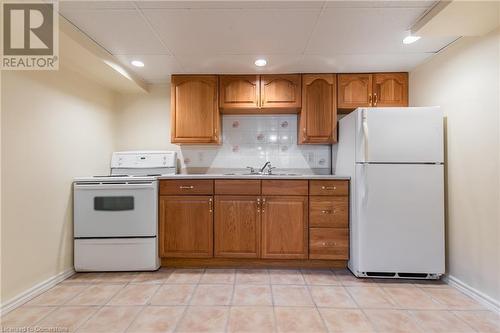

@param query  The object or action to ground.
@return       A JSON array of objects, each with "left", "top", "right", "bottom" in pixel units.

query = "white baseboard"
[
  {"left": 0, "top": 268, "right": 75, "bottom": 316},
  {"left": 444, "top": 274, "right": 500, "bottom": 313}
]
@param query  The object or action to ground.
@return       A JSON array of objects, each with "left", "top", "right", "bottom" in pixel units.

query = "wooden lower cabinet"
[
  {"left": 309, "top": 228, "right": 349, "bottom": 260},
  {"left": 214, "top": 196, "right": 261, "bottom": 258},
  {"left": 159, "top": 196, "right": 213, "bottom": 258},
  {"left": 261, "top": 196, "right": 308, "bottom": 259},
  {"left": 159, "top": 179, "right": 349, "bottom": 267}
]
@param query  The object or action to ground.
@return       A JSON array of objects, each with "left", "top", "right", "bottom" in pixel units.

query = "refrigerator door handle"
[{"left": 362, "top": 109, "right": 369, "bottom": 162}]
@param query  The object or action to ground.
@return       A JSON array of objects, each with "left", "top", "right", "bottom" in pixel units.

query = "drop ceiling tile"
[
  {"left": 60, "top": 9, "right": 169, "bottom": 55},
  {"left": 136, "top": 1, "right": 325, "bottom": 9},
  {"left": 306, "top": 7, "right": 457, "bottom": 54},
  {"left": 115, "top": 54, "right": 183, "bottom": 82},
  {"left": 142, "top": 8, "right": 320, "bottom": 55},
  {"left": 298, "top": 53, "right": 435, "bottom": 72},
  {"left": 176, "top": 54, "right": 303, "bottom": 74}
]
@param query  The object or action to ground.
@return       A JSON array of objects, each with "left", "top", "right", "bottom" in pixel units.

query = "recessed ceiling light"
[
  {"left": 254, "top": 59, "right": 267, "bottom": 67},
  {"left": 131, "top": 60, "right": 145, "bottom": 67},
  {"left": 403, "top": 35, "right": 421, "bottom": 44}
]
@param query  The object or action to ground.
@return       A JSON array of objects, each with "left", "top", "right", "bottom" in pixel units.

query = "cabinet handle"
[
  {"left": 179, "top": 185, "right": 194, "bottom": 189},
  {"left": 321, "top": 210, "right": 333, "bottom": 214},
  {"left": 368, "top": 93, "right": 372, "bottom": 106},
  {"left": 262, "top": 198, "right": 266, "bottom": 213},
  {"left": 257, "top": 198, "right": 261, "bottom": 213},
  {"left": 373, "top": 93, "right": 378, "bottom": 106},
  {"left": 321, "top": 186, "right": 337, "bottom": 190},
  {"left": 322, "top": 241, "right": 337, "bottom": 247},
  {"left": 208, "top": 198, "right": 213, "bottom": 213}
]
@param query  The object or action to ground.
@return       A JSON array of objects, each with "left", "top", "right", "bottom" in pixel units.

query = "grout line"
[{"left": 170, "top": 268, "right": 205, "bottom": 333}]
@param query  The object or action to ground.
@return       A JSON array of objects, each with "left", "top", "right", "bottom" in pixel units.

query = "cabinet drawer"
[
  {"left": 309, "top": 180, "right": 348, "bottom": 196},
  {"left": 262, "top": 180, "right": 308, "bottom": 196},
  {"left": 309, "top": 228, "right": 349, "bottom": 260},
  {"left": 310, "top": 197, "right": 348, "bottom": 228},
  {"left": 160, "top": 180, "right": 214, "bottom": 195},
  {"left": 215, "top": 180, "right": 261, "bottom": 195}
]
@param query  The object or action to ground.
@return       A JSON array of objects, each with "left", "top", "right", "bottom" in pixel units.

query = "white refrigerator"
[{"left": 335, "top": 107, "right": 445, "bottom": 279}]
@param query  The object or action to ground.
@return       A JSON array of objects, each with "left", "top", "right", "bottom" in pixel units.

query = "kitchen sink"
[{"left": 222, "top": 172, "right": 302, "bottom": 176}]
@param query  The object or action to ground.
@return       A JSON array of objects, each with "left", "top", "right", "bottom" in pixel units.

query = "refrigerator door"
[
  {"left": 355, "top": 163, "right": 444, "bottom": 274},
  {"left": 355, "top": 107, "right": 444, "bottom": 163}
]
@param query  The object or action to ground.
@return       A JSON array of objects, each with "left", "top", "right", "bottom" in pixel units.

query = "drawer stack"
[{"left": 308, "top": 180, "right": 349, "bottom": 259}]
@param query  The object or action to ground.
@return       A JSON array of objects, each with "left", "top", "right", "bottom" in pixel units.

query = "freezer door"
[
  {"left": 355, "top": 164, "right": 445, "bottom": 274},
  {"left": 355, "top": 107, "right": 444, "bottom": 163}
]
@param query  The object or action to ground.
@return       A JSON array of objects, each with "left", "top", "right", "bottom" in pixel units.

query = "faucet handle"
[
  {"left": 246, "top": 166, "right": 256, "bottom": 174},
  {"left": 267, "top": 166, "right": 276, "bottom": 174}
]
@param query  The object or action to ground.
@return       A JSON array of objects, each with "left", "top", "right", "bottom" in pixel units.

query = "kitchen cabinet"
[
  {"left": 219, "top": 75, "right": 260, "bottom": 109},
  {"left": 373, "top": 73, "right": 408, "bottom": 107},
  {"left": 171, "top": 75, "right": 220, "bottom": 144},
  {"left": 337, "top": 74, "right": 373, "bottom": 109},
  {"left": 159, "top": 196, "right": 213, "bottom": 258},
  {"left": 214, "top": 196, "right": 261, "bottom": 258},
  {"left": 309, "top": 228, "right": 349, "bottom": 260},
  {"left": 337, "top": 73, "right": 408, "bottom": 111},
  {"left": 159, "top": 179, "right": 349, "bottom": 267},
  {"left": 261, "top": 196, "right": 308, "bottom": 259},
  {"left": 299, "top": 74, "right": 337, "bottom": 144},
  {"left": 308, "top": 180, "right": 349, "bottom": 260},
  {"left": 220, "top": 74, "right": 301, "bottom": 113},
  {"left": 260, "top": 74, "right": 301, "bottom": 109}
]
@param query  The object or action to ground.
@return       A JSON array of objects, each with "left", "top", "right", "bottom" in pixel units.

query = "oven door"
[{"left": 74, "top": 181, "right": 157, "bottom": 238}]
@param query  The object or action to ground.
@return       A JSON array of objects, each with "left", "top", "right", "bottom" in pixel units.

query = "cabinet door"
[
  {"left": 171, "top": 75, "right": 219, "bottom": 144},
  {"left": 260, "top": 74, "right": 301, "bottom": 109},
  {"left": 299, "top": 74, "right": 337, "bottom": 144},
  {"left": 219, "top": 75, "right": 260, "bottom": 109},
  {"left": 373, "top": 73, "right": 408, "bottom": 107},
  {"left": 159, "top": 196, "right": 213, "bottom": 258},
  {"left": 214, "top": 196, "right": 261, "bottom": 258},
  {"left": 337, "top": 74, "right": 373, "bottom": 109},
  {"left": 261, "top": 196, "right": 308, "bottom": 259}
]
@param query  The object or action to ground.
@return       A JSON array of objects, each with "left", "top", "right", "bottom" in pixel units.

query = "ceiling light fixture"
[
  {"left": 131, "top": 60, "right": 145, "bottom": 67},
  {"left": 403, "top": 34, "right": 421, "bottom": 45},
  {"left": 254, "top": 59, "right": 267, "bottom": 67}
]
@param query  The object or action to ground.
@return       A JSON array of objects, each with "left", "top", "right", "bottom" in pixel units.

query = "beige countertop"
[{"left": 157, "top": 174, "right": 350, "bottom": 180}]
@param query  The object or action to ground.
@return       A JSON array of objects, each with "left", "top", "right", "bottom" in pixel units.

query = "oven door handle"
[{"left": 74, "top": 183, "right": 156, "bottom": 190}]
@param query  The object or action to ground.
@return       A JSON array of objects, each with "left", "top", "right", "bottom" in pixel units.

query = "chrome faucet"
[{"left": 260, "top": 161, "right": 275, "bottom": 174}]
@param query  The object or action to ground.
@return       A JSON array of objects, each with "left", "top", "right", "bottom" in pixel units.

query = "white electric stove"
[{"left": 73, "top": 151, "right": 176, "bottom": 271}]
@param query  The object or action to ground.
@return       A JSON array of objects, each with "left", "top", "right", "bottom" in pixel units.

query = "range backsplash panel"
[{"left": 179, "top": 115, "right": 331, "bottom": 173}]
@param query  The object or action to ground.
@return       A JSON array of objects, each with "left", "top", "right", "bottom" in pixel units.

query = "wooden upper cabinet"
[
  {"left": 373, "top": 73, "right": 408, "bottom": 107},
  {"left": 260, "top": 74, "right": 301, "bottom": 109},
  {"left": 299, "top": 74, "right": 337, "bottom": 144},
  {"left": 337, "top": 74, "right": 373, "bottom": 109},
  {"left": 159, "top": 196, "right": 213, "bottom": 258},
  {"left": 337, "top": 72, "right": 409, "bottom": 111},
  {"left": 214, "top": 195, "right": 261, "bottom": 258},
  {"left": 261, "top": 196, "right": 308, "bottom": 259},
  {"left": 171, "top": 75, "right": 219, "bottom": 144},
  {"left": 219, "top": 75, "right": 260, "bottom": 109}
]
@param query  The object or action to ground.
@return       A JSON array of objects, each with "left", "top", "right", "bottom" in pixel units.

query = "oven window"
[{"left": 94, "top": 196, "right": 134, "bottom": 211}]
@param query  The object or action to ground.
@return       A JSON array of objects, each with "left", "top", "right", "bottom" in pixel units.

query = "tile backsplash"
[{"left": 179, "top": 115, "right": 331, "bottom": 173}]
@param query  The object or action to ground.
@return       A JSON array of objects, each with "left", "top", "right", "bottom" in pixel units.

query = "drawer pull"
[
  {"left": 321, "top": 210, "right": 334, "bottom": 215},
  {"left": 179, "top": 185, "right": 194, "bottom": 189},
  {"left": 322, "top": 241, "right": 337, "bottom": 247},
  {"left": 321, "top": 186, "right": 337, "bottom": 190}
]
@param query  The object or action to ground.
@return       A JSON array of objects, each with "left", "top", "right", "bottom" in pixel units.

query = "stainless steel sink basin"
[{"left": 222, "top": 172, "right": 302, "bottom": 176}]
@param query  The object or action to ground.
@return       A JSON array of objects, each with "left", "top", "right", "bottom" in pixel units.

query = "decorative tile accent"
[{"left": 179, "top": 115, "right": 331, "bottom": 171}]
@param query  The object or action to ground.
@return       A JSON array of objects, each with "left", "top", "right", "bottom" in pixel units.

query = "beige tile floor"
[{"left": 1, "top": 268, "right": 499, "bottom": 333}]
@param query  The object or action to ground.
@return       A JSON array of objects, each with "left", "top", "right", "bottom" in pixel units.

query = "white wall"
[
  {"left": 1, "top": 68, "right": 117, "bottom": 305},
  {"left": 410, "top": 29, "right": 500, "bottom": 304}
]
